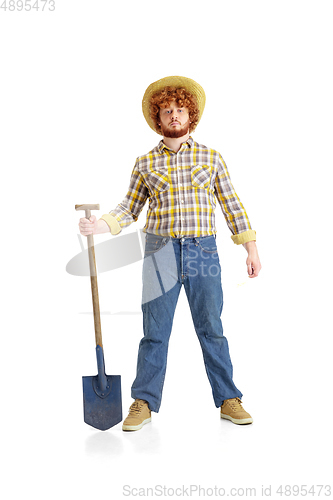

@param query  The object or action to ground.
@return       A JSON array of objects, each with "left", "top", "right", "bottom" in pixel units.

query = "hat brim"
[{"left": 142, "top": 76, "right": 206, "bottom": 135}]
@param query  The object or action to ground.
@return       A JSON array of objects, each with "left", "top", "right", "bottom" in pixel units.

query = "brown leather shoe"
[
  {"left": 220, "top": 397, "right": 253, "bottom": 425},
  {"left": 122, "top": 399, "right": 151, "bottom": 431}
]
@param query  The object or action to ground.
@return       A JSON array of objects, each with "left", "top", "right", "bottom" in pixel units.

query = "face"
[{"left": 159, "top": 101, "right": 190, "bottom": 138}]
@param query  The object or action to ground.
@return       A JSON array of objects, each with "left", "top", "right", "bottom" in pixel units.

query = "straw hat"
[{"left": 142, "top": 76, "right": 206, "bottom": 135}]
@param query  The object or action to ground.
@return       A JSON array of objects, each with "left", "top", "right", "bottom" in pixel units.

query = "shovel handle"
[{"left": 75, "top": 204, "right": 103, "bottom": 348}]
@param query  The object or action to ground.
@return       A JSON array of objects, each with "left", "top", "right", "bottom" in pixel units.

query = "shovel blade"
[{"left": 82, "top": 374, "right": 122, "bottom": 431}]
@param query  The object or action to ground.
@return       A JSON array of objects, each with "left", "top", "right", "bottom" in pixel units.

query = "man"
[{"left": 79, "top": 76, "right": 261, "bottom": 431}]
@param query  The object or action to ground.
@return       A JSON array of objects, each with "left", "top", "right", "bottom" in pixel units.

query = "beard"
[{"left": 161, "top": 119, "right": 190, "bottom": 138}]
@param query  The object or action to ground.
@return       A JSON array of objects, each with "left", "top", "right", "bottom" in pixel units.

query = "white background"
[{"left": 1, "top": 1, "right": 332, "bottom": 498}]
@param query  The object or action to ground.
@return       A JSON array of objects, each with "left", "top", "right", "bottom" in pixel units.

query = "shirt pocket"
[
  {"left": 191, "top": 165, "right": 211, "bottom": 188},
  {"left": 146, "top": 168, "right": 170, "bottom": 194}
]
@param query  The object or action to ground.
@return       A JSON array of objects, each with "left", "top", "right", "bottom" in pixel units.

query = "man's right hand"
[{"left": 78, "top": 215, "right": 109, "bottom": 236}]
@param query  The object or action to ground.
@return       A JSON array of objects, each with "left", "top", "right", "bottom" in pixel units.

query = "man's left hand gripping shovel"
[{"left": 75, "top": 204, "right": 122, "bottom": 430}]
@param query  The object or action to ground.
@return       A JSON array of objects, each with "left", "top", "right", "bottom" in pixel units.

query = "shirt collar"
[{"left": 158, "top": 136, "right": 194, "bottom": 154}]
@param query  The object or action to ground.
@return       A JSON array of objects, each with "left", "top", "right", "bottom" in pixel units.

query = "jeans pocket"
[
  {"left": 198, "top": 236, "right": 218, "bottom": 254},
  {"left": 144, "top": 234, "right": 170, "bottom": 255}
]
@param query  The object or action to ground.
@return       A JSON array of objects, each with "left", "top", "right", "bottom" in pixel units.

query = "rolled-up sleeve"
[{"left": 214, "top": 154, "right": 256, "bottom": 245}]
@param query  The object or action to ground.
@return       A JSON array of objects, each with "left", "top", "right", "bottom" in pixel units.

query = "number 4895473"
[{"left": 0, "top": 1, "right": 55, "bottom": 11}]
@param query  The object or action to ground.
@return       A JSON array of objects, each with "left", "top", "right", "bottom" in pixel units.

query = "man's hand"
[
  {"left": 78, "top": 215, "right": 110, "bottom": 236},
  {"left": 243, "top": 241, "right": 261, "bottom": 278}
]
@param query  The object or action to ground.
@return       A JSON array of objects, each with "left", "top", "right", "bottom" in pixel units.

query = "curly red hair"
[{"left": 150, "top": 86, "right": 199, "bottom": 134}]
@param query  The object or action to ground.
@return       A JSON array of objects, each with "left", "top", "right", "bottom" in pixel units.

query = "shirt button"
[{"left": 181, "top": 199, "right": 184, "bottom": 203}]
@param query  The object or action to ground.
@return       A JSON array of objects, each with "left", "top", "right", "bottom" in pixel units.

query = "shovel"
[{"left": 75, "top": 204, "right": 122, "bottom": 431}]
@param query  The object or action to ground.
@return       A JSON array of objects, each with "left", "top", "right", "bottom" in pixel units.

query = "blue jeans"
[{"left": 131, "top": 233, "right": 243, "bottom": 412}]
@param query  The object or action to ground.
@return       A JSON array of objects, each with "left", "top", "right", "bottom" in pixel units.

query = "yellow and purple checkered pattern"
[{"left": 109, "top": 137, "right": 256, "bottom": 244}]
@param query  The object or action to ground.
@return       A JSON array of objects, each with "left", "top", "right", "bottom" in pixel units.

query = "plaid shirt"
[{"left": 107, "top": 136, "right": 255, "bottom": 243}]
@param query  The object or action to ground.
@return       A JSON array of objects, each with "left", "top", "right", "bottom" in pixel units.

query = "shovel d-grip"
[{"left": 75, "top": 204, "right": 122, "bottom": 430}]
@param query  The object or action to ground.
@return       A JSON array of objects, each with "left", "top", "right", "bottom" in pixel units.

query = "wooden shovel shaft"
[
  {"left": 75, "top": 205, "right": 103, "bottom": 348},
  {"left": 87, "top": 240, "right": 103, "bottom": 348}
]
